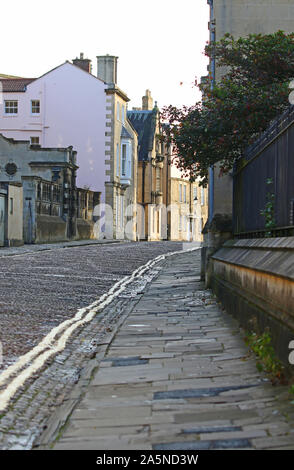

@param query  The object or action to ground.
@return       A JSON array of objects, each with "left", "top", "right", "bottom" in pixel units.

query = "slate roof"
[
  {"left": 127, "top": 109, "right": 157, "bottom": 161},
  {"left": 121, "top": 126, "right": 133, "bottom": 139},
  {"left": 0, "top": 78, "right": 36, "bottom": 92}
]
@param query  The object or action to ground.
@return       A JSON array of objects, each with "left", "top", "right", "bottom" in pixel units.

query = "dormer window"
[{"left": 31, "top": 100, "right": 40, "bottom": 114}]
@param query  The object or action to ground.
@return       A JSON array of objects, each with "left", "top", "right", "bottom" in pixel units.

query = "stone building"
[
  {"left": 128, "top": 92, "right": 168, "bottom": 240},
  {"left": 128, "top": 91, "right": 208, "bottom": 242},
  {"left": 169, "top": 162, "right": 208, "bottom": 242},
  {"left": 0, "top": 134, "right": 99, "bottom": 245},
  {"left": 97, "top": 55, "right": 138, "bottom": 241}
]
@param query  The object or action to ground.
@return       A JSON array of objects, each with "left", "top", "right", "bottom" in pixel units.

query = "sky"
[{"left": 1, "top": 0, "right": 210, "bottom": 109}]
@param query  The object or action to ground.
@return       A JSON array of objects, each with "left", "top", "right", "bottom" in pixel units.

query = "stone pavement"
[
  {"left": 0, "top": 238, "right": 122, "bottom": 258},
  {"left": 39, "top": 249, "right": 294, "bottom": 450}
]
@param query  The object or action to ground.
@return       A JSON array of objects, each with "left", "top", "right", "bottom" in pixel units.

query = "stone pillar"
[{"left": 202, "top": 213, "right": 232, "bottom": 287}]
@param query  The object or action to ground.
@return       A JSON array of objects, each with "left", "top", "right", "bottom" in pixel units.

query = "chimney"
[
  {"left": 97, "top": 54, "right": 118, "bottom": 85},
  {"left": 142, "top": 89, "right": 153, "bottom": 110},
  {"left": 72, "top": 52, "right": 92, "bottom": 73}
]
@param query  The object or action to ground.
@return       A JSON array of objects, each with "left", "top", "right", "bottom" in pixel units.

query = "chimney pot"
[
  {"left": 72, "top": 53, "right": 92, "bottom": 73},
  {"left": 97, "top": 55, "right": 118, "bottom": 85},
  {"left": 142, "top": 89, "right": 153, "bottom": 110}
]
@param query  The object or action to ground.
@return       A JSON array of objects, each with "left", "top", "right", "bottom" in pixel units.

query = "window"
[
  {"left": 193, "top": 187, "right": 197, "bottom": 202},
  {"left": 179, "top": 184, "right": 182, "bottom": 202},
  {"left": 52, "top": 185, "right": 61, "bottom": 203},
  {"left": 122, "top": 105, "right": 125, "bottom": 123},
  {"left": 30, "top": 136, "right": 40, "bottom": 145},
  {"left": 31, "top": 100, "right": 40, "bottom": 114},
  {"left": 121, "top": 144, "right": 127, "bottom": 176},
  {"left": 116, "top": 143, "right": 120, "bottom": 177},
  {"left": 156, "top": 167, "right": 161, "bottom": 192},
  {"left": 5, "top": 100, "right": 18, "bottom": 114},
  {"left": 10, "top": 198, "right": 13, "bottom": 215},
  {"left": 201, "top": 187, "right": 205, "bottom": 206},
  {"left": 42, "top": 182, "right": 51, "bottom": 202},
  {"left": 183, "top": 185, "right": 187, "bottom": 203}
]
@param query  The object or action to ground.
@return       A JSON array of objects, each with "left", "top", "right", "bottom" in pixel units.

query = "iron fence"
[{"left": 233, "top": 106, "right": 294, "bottom": 238}]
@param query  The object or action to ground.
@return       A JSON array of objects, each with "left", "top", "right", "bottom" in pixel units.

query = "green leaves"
[
  {"left": 162, "top": 31, "right": 294, "bottom": 182},
  {"left": 260, "top": 178, "right": 276, "bottom": 236},
  {"left": 245, "top": 331, "right": 285, "bottom": 382}
]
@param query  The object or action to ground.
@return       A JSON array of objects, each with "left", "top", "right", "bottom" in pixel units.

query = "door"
[{"left": 0, "top": 195, "right": 5, "bottom": 247}]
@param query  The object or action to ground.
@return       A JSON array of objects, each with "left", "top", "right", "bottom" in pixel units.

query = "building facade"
[
  {"left": 128, "top": 91, "right": 168, "bottom": 241},
  {"left": 128, "top": 90, "right": 208, "bottom": 242},
  {"left": 97, "top": 55, "right": 138, "bottom": 241},
  {"left": 169, "top": 162, "right": 208, "bottom": 242}
]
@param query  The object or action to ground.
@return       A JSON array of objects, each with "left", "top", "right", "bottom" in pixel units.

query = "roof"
[
  {"left": 0, "top": 74, "right": 23, "bottom": 79},
  {"left": 0, "top": 77, "right": 36, "bottom": 92},
  {"left": 127, "top": 109, "right": 157, "bottom": 161},
  {"left": 121, "top": 126, "right": 133, "bottom": 139},
  {"left": 0, "top": 61, "right": 106, "bottom": 93}
]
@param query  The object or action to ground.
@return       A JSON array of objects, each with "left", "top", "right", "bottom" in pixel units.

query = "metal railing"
[{"left": 233, "top": 106, "right": 294, "bottom": 238}]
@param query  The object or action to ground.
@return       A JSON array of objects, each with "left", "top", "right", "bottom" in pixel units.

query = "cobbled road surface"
[{"left": 0, "top": 241, "right": 182, "bottom": 370}]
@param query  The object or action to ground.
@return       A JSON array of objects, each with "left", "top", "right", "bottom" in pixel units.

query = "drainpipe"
[
  {"left": 207, "top": 0, "right": 215, "bottom": 224},
  {"left": 142, "top": 160, "right": 145, "bottom": 204}
]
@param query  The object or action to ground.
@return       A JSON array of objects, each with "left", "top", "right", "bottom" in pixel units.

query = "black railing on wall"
[{"left": 233, "top": 106, "right": 294, "bottom": 238}]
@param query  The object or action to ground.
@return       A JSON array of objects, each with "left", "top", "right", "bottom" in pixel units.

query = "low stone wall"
[
  {"left": 35, "top": 215, "right": 68, "bottom": 243},
  {"left": 211, "top": 237, "right": 294, "bottom": 371},
  {"left": 76, "top": 218, "right": 95, "bottom": 240}
]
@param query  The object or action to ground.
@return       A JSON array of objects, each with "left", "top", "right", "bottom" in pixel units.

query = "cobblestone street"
[
  {"left": 0, "top": 241, "right": 182, "bottom": 369},
  {"left": 0, "top": 245, "right": 293, "bottom": 450}
]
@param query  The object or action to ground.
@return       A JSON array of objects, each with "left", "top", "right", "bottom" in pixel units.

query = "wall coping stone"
[{"left": 212, "top": 237, "right": 294, "bottom": 282}]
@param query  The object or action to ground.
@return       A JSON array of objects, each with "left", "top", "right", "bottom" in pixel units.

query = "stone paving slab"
[{"left": 37, "top": 249, "right": 294, "bottom": 451}]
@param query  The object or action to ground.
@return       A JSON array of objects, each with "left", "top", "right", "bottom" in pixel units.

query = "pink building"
[{"left": 0, "top": 61, "right": 107, "bottom": 197}]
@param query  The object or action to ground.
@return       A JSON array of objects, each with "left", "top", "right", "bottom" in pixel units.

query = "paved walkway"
[{"left": 41, "top": 249, "right": 294, "bottom": 450}]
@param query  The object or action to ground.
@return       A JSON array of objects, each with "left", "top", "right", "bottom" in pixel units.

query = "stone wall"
[
  {"left": 210, "top": 237, "right": 294, "bottom": 371},
  {"left": 7, "top": 184, "right": 23, "bottom": 246},
  {"left": 35, "top": 215, "right": 67, "bottom": 243}
]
